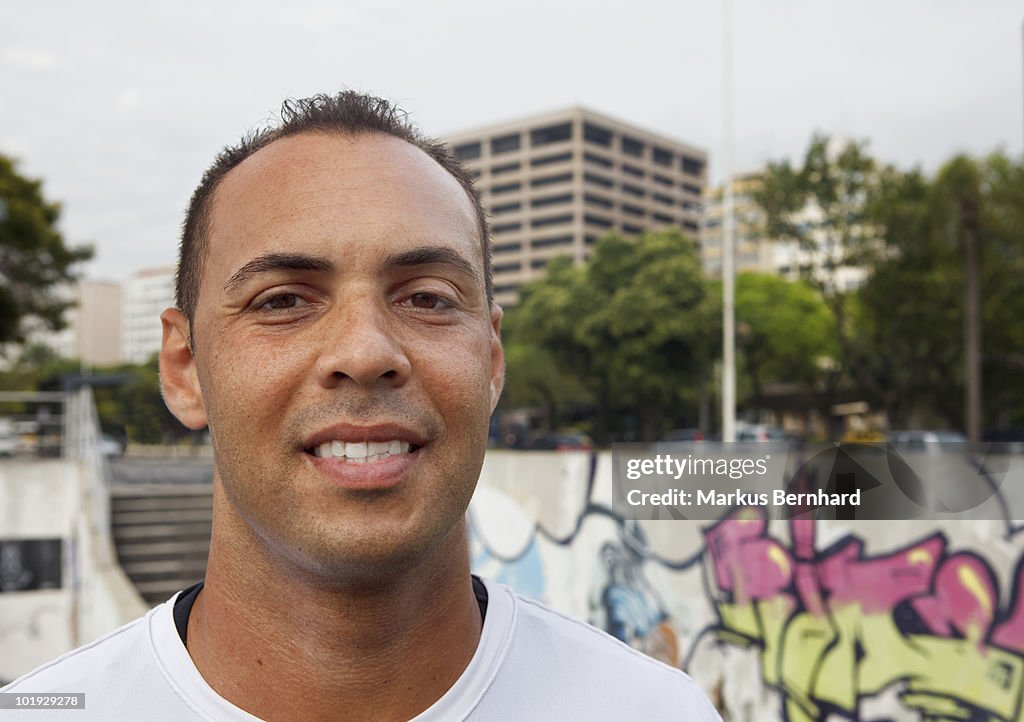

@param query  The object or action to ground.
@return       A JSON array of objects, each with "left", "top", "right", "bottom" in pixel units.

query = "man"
[{"left": 3, "top": 91, "right": 721, "bottom": 720}]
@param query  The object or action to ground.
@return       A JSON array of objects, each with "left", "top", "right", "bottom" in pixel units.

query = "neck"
[{"left": 187, "top": 486, "right": 482, "bottom": 721}]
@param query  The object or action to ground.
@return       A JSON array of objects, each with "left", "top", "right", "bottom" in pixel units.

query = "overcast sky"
[{"left": 2, "top": 0, "right": 1021, "bottom": 282}]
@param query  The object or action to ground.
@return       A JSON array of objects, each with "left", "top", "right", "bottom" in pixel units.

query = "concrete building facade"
[
  {"left": 443, "top": 107, "right": 707, "bottom": 307},
  {"left": 122, "top": 266, "right": 175, "bottom": 364},
  {"left": 702, "top": 172, "right": 867, "bottom": 293}
]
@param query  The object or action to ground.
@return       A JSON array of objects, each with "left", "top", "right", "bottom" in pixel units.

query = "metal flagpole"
[{"left": 722, "top": 0, "right": 737, "bottom": 442}]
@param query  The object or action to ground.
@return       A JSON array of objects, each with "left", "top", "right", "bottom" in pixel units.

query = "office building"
[
  {"left": 26, "top": 281, "right": 122, "bottom": 367},
  {"left": 702, "top": 173, "right": 866, "bottom": 293},
  {"left": 443, "top": 107, "right": 707, "bottom": 307},
  {"left": 122, "top": 266, "right": 175, "bottom": 364}
]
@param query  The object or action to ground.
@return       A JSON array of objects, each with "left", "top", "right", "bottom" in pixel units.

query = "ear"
[
  {"left": 488, "top": 302, "right": 505, "bottom": 413},
  {"left": 159, "top": 308, "right": 208, "bottom": 430}
]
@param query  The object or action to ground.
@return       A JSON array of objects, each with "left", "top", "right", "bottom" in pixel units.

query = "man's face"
[{"left": 165, "top": 131, "right": 503, "bottom": 581}]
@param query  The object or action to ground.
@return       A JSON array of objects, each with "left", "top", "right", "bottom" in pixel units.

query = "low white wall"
[{"left": 0, "top": 458, "right": 145, "bottom": 684}]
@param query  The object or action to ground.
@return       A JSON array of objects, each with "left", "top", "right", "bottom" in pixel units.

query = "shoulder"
[
  {"left": 2, "top": 604, "right": 160, "bottom": 695},
  {"left": 486, "top": 580, "right": 721, "bottom": 720}
]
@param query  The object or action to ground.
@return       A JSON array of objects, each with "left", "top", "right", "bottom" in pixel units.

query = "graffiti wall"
[{"left": 469, "top": 450, "right": 1024, "bottom": 721}]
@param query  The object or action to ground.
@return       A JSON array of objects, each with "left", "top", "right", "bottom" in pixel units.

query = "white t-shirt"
[{"left": 2, "top": 578, "right": 721, "bottom": 721}]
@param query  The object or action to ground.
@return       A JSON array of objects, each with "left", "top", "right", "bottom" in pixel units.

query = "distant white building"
[
  {"left": 18, "top": 281, "right": 122, "bottom": 368},
  {"left": 122, "top": 266, "right": 175, "bottom": 364},
  {"left": 702, "top": 172, "right": 866, "bottom": 293}
]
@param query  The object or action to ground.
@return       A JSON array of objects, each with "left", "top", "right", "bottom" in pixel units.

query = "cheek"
[{"left": 199, "top": 335, "right": 311, "bottom": 428}]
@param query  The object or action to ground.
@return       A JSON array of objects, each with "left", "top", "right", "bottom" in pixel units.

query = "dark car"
[{"left": 527, "top": 432, "right": 593, "bottom": 451}]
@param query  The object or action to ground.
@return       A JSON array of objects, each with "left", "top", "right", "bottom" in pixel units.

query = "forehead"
[{"left": 201, "top": 131, "right": 480, "bottom": 293}]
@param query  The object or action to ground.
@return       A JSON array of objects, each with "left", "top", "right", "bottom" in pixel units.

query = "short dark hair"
[{"left": 176, "top": 91, "right": 491, "bottom": 323}]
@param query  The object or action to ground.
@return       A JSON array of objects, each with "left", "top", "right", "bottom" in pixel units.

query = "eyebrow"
[
  {"left": 382, "top": 246, "right": 482, "bottom": 286},
  {"left": 224, "top": 253, "right": 334, "bottom": 293}
]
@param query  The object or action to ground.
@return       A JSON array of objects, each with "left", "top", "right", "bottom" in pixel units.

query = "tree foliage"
[
  {"left": 858, "top": 152, "right": 1024, "bottom": 428},
  {"left": 0, "top": 154, "right": 93, "bottom": 347},
  {"left": 735, "top": 273, "right": 836, "bottom": 408},
  {"left": 504, "top": 229, "right": 716, "bottom": 442},
  {"left": 756, "top": 135, "right": 1024, "bottom": 430}
]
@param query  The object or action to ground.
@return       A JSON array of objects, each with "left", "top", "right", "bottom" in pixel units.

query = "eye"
[
  {"left": 406, "top": 292, "right": 450, "bottom": 310},
  {"left": 257, "top": 293, "right": 308, "bottom": 311}
]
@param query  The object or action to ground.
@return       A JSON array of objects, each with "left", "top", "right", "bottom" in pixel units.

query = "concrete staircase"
[{"left": 110, "top": 484, "right": 213, "bottom": 605}]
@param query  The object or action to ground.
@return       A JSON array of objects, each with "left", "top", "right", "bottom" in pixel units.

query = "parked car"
[
  {"left": 660, "top": 428, "right": 705, "bottom": 443},
  {"left": 735, "top": 423, "right": 791, "bottom": 442},
  {"left": 887, "top": 430, "right": 966, "bottom": 451},
  {"left": 527, "top": 432, "right": 593, "bottom": 451},
  {"left": 99, "top": 434, "right": 125, "bottom": 457},
  {"left": 0, "top": 430, "right": 17, "bottom": 457}
]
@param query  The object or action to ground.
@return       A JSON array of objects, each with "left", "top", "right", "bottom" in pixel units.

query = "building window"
[
  {"left": 531, "top": 258, "right": 551, "bottom": 270},
  {"left": 531, "top": 214, "right": 573, "bottom": 229},
  {"left": 653, "top": 193, "right": 674, "bottom": 206},
  {"left": 532, "top": 235, "right": 573, "bottom": 249},
  {"left": 491, "top": 201, "right": 521, "bottom": 214},
  {"left": 531, "top": 193, "right": 573, "bottom": 209},
  {"left": 622, "top": 183, "right": 645, "bottom": 197},
  {"left": 584, "top": 122, "right": 612, "bottom": 147},
  {"left": 682, "top": 156, "right": 704, "bottom": 176},
  {"left": 494, "top": 241, "right": 522, "bottom": 254},
  {"left": 494, "top": 284, "right": 518, "bottom": 295},
  {"left": 584, "top": 193, "right": 613, "bottom": 209},
  {"left": 453, "top": 142, "right": 481, "bottom": 161},
  {"left": 492, "top": 162, "right": 520, "bottom": 176},
  {"left": 683, "top": 220, "right": 699, "bottom": 232},
  {"left": 622, "top": 135, "right": 644, "bottom": 157},
  {"left": 652, "top": 146, "right": 673, "bottom": 166},
  {"left": 585, "top": 214, "right": 613, "bottom": 229},
  {"left": 653, "top": 213, "right": 674, "bottom": 224},
  {"left": 492, "top": 221, "right": 522, "bottom": 234},
  {"left": 622, "top": 164, "right": 644, "bottom": 178},
  {"left": 584, "top": 171, "right": 613, "bottom": 189},
  {"left": 681, "top": 183, "right": 701, "bottom": 196},
  {"left": 491, "top": 181, "right": 521, "bottom": 195},
  {"left": 530, "top": 122, "right": 572, "bottom": 146},
  {"left": 531, "top": 173, "right": 572, "bottom": 188},
  {"left": 584, "top": 152, "right": 613, "bottom": 168},
  {"left": 585, "top": 235, "right": 597, "bottom": 245},
  {"left": 705, "top": 218, "right": 722, "bottom": 229},
  {"left": 653, "top": 174, "right": 673, "bottom": 186},
  {"left": 491, "top": 133, "right": 521, "bottom": 154},
  {"left": 622, "top": 204, "right": 644, "bottom": 217},
  {"left": 623, "top": 223, "right": 644, "bottom": 234},
  {"left": 531, "top": 151, "right": 572, "bottom": 167},
  {"left": 493, "top": 261, "right": 521, "bottom": 273}
]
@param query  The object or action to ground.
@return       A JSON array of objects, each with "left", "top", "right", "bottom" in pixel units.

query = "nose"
[{"left": 314, "top": 299, "right": 411, "bottom": 389}]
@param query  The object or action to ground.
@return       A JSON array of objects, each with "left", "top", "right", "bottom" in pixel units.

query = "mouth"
[{"left": 305, "top": 439, "right": 423, "bottom": 463}]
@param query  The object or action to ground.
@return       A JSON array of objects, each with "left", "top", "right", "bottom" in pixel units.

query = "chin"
[{"left": 270, "top": 517, "right": 468, "bottom": 589}]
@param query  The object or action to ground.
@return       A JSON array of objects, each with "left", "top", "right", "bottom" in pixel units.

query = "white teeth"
[
  {"left": 312, "top": 440, "right": 413, "bottom": 461},
  {"left": 347, "top": 441, "right": 368, "bottom": 458}
]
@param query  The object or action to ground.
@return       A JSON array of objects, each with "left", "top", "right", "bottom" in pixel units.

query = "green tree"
[
  {"left": 504, "top": 229, "right": 714, "bottom": 442},
  {"left": 734, "top": 273, "right": 836, "bottom": 411},
  {"left": 850, "top": 152, "right": 1024, "bottom": 430},
  {"left": 0, "top": 154, "right": 93, "bottom": 347},
  {"left": 501, "top": 341, "right": 591, "bottom": 432}
]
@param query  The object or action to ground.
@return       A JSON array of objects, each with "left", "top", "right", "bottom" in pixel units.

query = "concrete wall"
[
  {"left": 0, "top": 458, "right": 145, "bottom": 684},
  {"left": 470, "top": 450, "right": 1024, "bottom": 722},
  {"left": 0, "top": 460, "right": 76, "bottom": 682}
]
